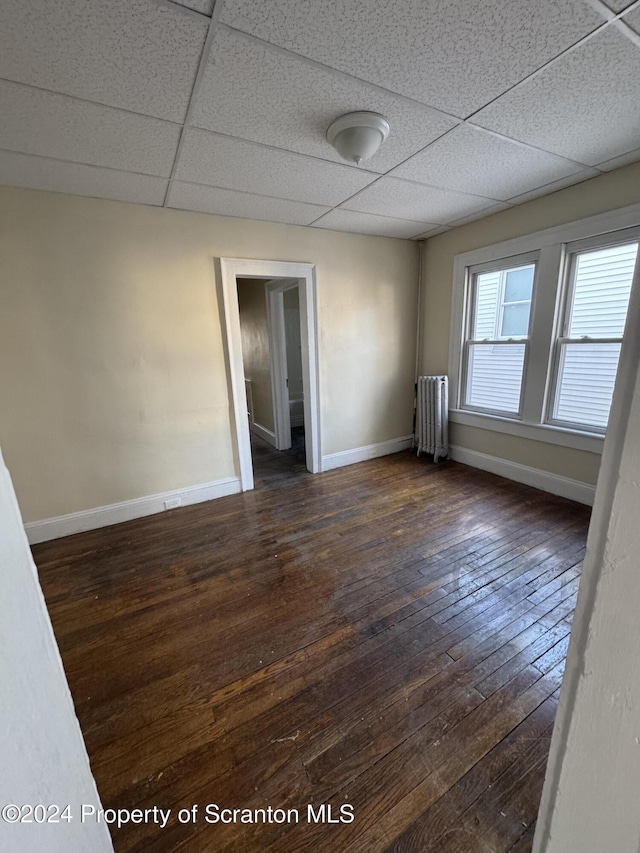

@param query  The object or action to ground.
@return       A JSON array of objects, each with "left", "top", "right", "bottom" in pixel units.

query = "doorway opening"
[{"left": 218, "top": 259, "right": 321, "bottom": 492}]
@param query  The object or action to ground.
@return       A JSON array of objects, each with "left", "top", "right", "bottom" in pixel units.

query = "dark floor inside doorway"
[{"left": 250, "top": 425, "right": 306, "bottom": 490}]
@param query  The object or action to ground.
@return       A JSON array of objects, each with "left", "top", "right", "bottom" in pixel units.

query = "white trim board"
[
  {"left": 24, "top": 476, "right": 241, "bottom": 544},
  {"left": 250, "top": 422, "right": 276, "bottom": 447},
  {"left": 322, "top": 436, "right": 413, "bottom": 471},
  {"left": 449, "top": 409, "right": 604, "bottom": 454},
  {"left": 451, "top": 203, "right": 640, "bottom": 271},
  {"left": 449, "top": 445, "right": 595, "bottom": 506},
  {"left": 218, "top": 258, "right": 322, "bottom": 490}
]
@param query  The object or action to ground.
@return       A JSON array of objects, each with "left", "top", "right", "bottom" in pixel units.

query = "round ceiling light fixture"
[{"left": 326, "top": 111, "right": 390, "bottom": 165}]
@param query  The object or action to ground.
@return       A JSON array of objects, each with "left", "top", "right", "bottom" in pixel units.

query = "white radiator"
[{"left": 416, "top": 375, "right": 449, "bottom": 462}]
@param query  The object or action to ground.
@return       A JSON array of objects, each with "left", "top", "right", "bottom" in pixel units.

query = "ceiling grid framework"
[
  {"left": 0, "top": 0, "right": 639, "bottom": 238},
  {"left": 162, "top": 0, "right": 223, "bottom": 206}
]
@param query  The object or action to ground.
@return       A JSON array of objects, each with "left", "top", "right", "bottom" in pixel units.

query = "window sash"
[
  {"left": 469, "top": 263, "right": 535, "bottom": 343},
  {"left": 560, "top": 240, "right": 638, "bottom": 340},
  {"left": 462, "top": 339, "right": 529, "bottom": 418},
  {"left": 547, "top": 339, "right": 623, "bottom": 432},
  {"left": 497, "top": 267, "right": 534, "bottom": 340},
  {"left": 461, "top": 254, "right": 537, "bottom": 418},
  {"left": 548, "top": 336, "right": 624, "bottom": 434},
  {"left": 546, "top": 236, "right": 639, "bottom": 432},
  {"left": 499, "top": 300, "right": 531, "bottom": 339}
]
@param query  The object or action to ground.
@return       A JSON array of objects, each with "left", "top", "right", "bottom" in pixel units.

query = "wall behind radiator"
[{"left": 0, "top": 185, "right": 418, "bottom": 524}]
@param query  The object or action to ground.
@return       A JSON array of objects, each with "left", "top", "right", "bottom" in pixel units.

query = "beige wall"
[
  {"left": 237, "top": 278, "right": 274, "bottom": 431},
  {"left": 421, "top": 161, "right": 640, "bottom": 485},
  {"left": 283, "top": 286, "right": 303, "bottom": 401},
  {"left": 0, "top": 185, "right": 418, "bottom": 523}
]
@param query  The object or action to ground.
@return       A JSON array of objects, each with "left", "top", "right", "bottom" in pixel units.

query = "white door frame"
[{"left": 218, "top": 259, "right": 322, "bottom": 491}]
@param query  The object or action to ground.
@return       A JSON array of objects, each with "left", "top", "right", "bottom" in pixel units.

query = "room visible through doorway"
[
  {"left": 237, "top": 276, "right": 306, "bottom": 488},
  {"left": 218, "top": 258, "right": 322, "bottom": 493}
]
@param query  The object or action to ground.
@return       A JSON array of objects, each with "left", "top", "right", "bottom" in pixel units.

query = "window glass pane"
[
  {"left": 504, "top": 267, "right": 534, "bottom": 303},
  {"left": 553, "top": 342, "right": 621, "bottom": 429},
  {"left": 473, "top": 270, "right": 501, "bottom": 339},
  {"left": 466, "top": 343, "right": 525, "bottom": 414},
  {"left": 569, "top": 243, "right": 638, "bottom": 338},
  {"left": 501, "top": 302, "right": 530, "bottom": 337},
  {"left": 472, "top": 263, "right": 534, "bottom": 339}
]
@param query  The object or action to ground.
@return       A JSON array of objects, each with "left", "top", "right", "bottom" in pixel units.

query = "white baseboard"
[
  {"left": 322, "top": 435, "right": 413, "bottom": 472},
  {"left": 449, "top": 445, "right": 595, "bottom": 506},
  {"left": 25, "top": 476, "right": 242, "bottom": 544},
  {"left": 290, "top": 414, "right": 304, "bottom": 428},
  {"left": 250, "top": 421, "right": 276, "bottom": 447}
]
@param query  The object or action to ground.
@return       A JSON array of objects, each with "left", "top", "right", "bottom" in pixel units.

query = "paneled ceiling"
[{"left": 1, "top": 0, "right": 639, "bottom": 239}]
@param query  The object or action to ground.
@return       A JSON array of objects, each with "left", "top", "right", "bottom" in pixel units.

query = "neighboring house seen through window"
[{"left": 549, "top": 241, "right": 638, "bottom": 431}]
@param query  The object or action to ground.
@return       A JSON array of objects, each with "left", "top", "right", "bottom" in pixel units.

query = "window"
[
  {"left": 450, "top": 212, "right": 640, "bottom": 450},
  {"left": 550, "top": 241, "right": 638, "bottom": 431},
  {"left": 499, "top": 266, "right": 535, "bottom": 339},
  {"left": 464, "top": 260, "right": 535, "bottom": 415}
]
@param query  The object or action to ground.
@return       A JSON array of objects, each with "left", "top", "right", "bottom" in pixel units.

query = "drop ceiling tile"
[
  {"left": 310, "top": 209, "right": 433, "bottom": 238},
  {"left": 341, "top": 177, "right": 497, "bottom": 225},
  {"left": 218, "top": 0, "right": 602, "bottom": 116},
  {"left": 606, "top": 0, "right": 636, "bottom": 11},
  {"left": 622, "top": 6, "right": 640, "bottom": 32},
  {"left": 176, "top": 129, "right": 378, "bottom": 206},
  {"left": 192, "top": 27, "right": 458, "bottom": 173},
  {"left": 506, "top": 168, "right": 600, "bottom": 204},
  {"left": 171, "top": 0, "right": 214, "bottom": 13},
  {"left": 0, "top": 0, "right": 207, "bottom": 122},
  {"left": 473, "top": 28, "right": 640, "bottom": 167},
  {"left": 0, "top": 150, "right": 168, "bottom": 205},
  {"left": 168, "top": 182, "right": 330, "bottom": 225},
  {"left": 596, "top": 147, "right": 640, "bottom": 171},
  {"left": 390, "top": 125, "right": 584, "bottom": 201},
  {"left": 447, "top": 202, "right": 512, "bottom": 226},
  {"left": 0, "top": 80, "right": 181, "bottom": 178}
]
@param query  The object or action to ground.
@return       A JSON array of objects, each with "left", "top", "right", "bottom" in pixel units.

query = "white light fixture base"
[{"left": 326, "top": 111, "right": 390, "bottom": 165}]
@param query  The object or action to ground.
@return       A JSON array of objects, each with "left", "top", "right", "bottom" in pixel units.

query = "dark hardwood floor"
[
  {"left": 33, "top": 443, "right": 590, "bottom": 852},
  {"left": 251, "top": 425, "right": 307, "bottom": 490}
]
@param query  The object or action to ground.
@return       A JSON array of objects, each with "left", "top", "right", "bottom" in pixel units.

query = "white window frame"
[
  {"left": 461, "top": 251, "right": 539, "bottom": 419},
  {"left": 449, "top": 203, "right": 640, "bottom": 455},
  {"left": 545, "top": 228, "right": 640, "bottom": 434}
]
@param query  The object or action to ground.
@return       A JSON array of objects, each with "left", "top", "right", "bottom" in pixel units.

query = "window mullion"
[
  {"left": 521, "top": 243, "right": 564, "bottom": 424},
  {"left": 496, "top": 270, "right": 506, "bottom": 339}
]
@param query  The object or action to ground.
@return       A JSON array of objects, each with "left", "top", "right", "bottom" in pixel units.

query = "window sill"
[{"left": 449, "top": 409, "right": 604, "bottom": 453}]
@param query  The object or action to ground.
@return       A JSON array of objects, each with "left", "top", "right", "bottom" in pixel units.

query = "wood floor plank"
[
  {"left": 384, "top": 697, "right": 558, "bottom": 852},
  {"left": 33, "top": 441, "right": 590, "bottom": 853}
]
